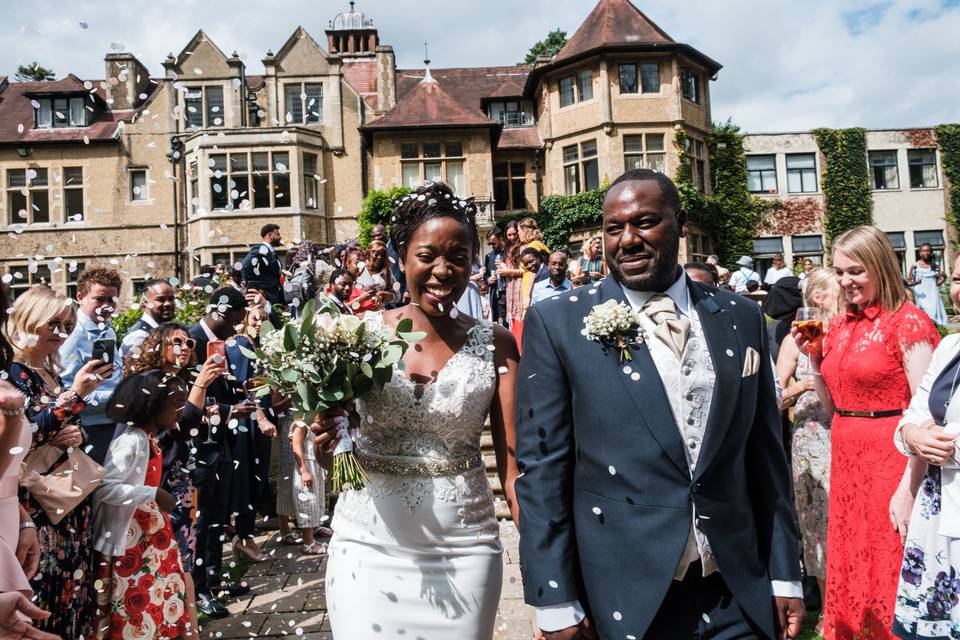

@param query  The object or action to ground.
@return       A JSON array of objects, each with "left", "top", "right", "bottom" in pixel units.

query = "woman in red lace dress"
[{"left": 796, "top": 226, "right": 939, "bottom": 639}]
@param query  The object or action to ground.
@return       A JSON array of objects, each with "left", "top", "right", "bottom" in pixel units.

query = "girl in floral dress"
[{"left": 97, "top": 370, "right": 191, "bottom": 640}]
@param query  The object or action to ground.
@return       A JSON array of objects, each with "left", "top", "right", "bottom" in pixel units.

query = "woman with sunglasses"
[{"left": 122, "top": 323, "right": 226, "bottom": 628}]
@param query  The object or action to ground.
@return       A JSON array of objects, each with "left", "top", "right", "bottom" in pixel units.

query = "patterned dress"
[
  {"left": 10, "top": 362, "right": 95, "bottom": 640},
  {"left": 820, "top": 302, "right": 939, "bottom": 639},
  {"left": 792, "top": 352, "right": 832, "bottom": 581},
  {"left": 110, "top": 439, "right": 190, "bottom": 640}
]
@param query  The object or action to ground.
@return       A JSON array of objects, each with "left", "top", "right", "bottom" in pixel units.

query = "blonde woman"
[
  {"left": 571, "top": 236, "right": 605, "bottom": 286},
  {"left": 3, "top": 286, "right": 113, "bottom": 640},
  {"left": 776, "top": 268, "right": 842, "bottom": 632},
  {"left": 793, "top": 226, "right": 940, "bottom": 640}
]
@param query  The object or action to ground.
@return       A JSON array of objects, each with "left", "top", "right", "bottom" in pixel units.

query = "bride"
[{"left": 318, "top": 181, "right": 520, "bottom": 639}]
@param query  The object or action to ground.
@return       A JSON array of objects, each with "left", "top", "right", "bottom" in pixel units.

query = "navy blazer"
[
  {"left": 514, "top": 275, "right": 800, "bottom": 639},
  {"left": 241, "top": 243, "right": 283, "bottom": 305}
]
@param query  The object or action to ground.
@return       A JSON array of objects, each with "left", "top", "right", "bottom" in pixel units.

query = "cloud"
[{"left": 2, "top": 0, "right": 957, "bottom": 132}]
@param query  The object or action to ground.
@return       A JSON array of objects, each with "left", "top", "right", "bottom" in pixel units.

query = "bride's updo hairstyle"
[{"left": 389, "top": 181, "right": 480, "bottom": 262}]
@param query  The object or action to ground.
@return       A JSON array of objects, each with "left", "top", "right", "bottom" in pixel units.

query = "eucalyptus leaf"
[
  {"left": 360, "top": 361, "right": 373, "bottom": 378},
  {"left": 283, "top": 323, "right": 301, "bottom": 351},
  {"left": 282, "top": 368, "right": 300, "bottom": 383},
  {"left": 238, "top": 346, "right": 259, "bottom": 360},
  {"left": 395, "top": 317, "right": 413, "bottom": 334},
  {"left": 397, "top": 331, "right": 427, "bottom": 342}
]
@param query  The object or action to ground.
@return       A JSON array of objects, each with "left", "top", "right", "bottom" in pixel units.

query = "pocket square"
[{"left": 742, "top": 346, "right": 760, "bottom": 377}]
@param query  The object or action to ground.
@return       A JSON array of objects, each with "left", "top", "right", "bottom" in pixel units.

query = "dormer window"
[
  {"left": 183, "top": 86, "right": 224, "bottom": 129},
  {"left": 35, "top": 97, "right": 88, "bottom": 128},
  {"left": 488, "top": 101, "right": 535, "bottom": 127}
]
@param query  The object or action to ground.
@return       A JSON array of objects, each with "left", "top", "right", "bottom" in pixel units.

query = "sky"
[{"left": 2, "top": 0, "right": 958, "bottom": 133}]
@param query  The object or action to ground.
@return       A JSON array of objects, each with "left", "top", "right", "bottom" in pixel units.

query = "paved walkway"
[{"left": 204, "top": 521, "right": 537, "bottom": 639}]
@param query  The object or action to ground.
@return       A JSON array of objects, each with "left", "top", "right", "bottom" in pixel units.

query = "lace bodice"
[{"left": 337, "top": 317, "right": 498, "bottom": 523}]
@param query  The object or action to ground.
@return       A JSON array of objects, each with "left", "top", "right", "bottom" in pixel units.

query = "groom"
[{"left": 515, "top": 169, "right": 804, "bottom": 640}]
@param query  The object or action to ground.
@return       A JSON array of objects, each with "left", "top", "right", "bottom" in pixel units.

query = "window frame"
[
  {"left": 62, "top": 166, "right": 84, "bottom": 222},
  {"left": 493, "top": 161, "right": 527, "bottom": 212},
  {"left": 129, "top": 168, "right": 149, "bottom": 203},
  {"left": 283, "top": 82, "right": 324, "bottom": 125},
  {"left": 576, "top": 70, "right": 593, "bottom": 102},
  {"left": 746, "top": 154, "right": 778, "bottom": 194},
  {"left": 398, "top": 142, "right": 466, "bottom": 194},
  {"left": 182, "top": 85, "right": 226, "bottom": 129},
  {"left": 207, "top": 150, "right": 292, "bottom": 212},
  {"left": 6, "top": 167, "right": 50, "bottom": 225},
  {"left": 785, "top": 153, "right": 818, "bottom": 194},
  {"left": 907, "top": 149, "right": 939, "bottom": 189},
  {"left": 559, "top": 76, "right": 576, "bottom": 108},
  {"left": 681, "top": 70, "right": 700, "bottom": 104},
  {"left": 869, "top": 150, "right": 900, "bottom": 191},
  {"left": 303, "top": 152, "right": 319, "bottom": 210},
  {"left": 4, "top": 263, "right": 53, "bottom": 299},
  {"left": 623, "top": 133, "right": 666, "bottom": 173},
  {"left": 562, "top": 144, "right": 580, "bottom": 195},
  {"left": 34, "top": 96, "right": 89, "bottom": 128}
]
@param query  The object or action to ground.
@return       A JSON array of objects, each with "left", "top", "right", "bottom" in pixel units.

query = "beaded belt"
[
  {"left": 835, "top": 408, "right": 903, "bottom": 418},
  {"left": 355, "top": 450, "right": 483, "bottom": 478}
]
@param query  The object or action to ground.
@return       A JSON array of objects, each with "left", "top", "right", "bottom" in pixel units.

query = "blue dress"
[{"left": 913, "top": 266, "right": 948, "bottom": 326}]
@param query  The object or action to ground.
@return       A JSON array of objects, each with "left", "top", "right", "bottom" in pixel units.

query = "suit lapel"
[
  {"left": 689, "top": 283, "right": 742, "bottom": 478},
  {"left": 600, "top": 277, "right": 689, "bottom": 476}
]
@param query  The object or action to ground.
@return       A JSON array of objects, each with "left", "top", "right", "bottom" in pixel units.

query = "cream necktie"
[{"left": 642, "top": 293, "right": 690, "bottom": 359}]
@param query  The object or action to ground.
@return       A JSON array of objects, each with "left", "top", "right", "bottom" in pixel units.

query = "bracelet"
[
  {"left": 193, "top": 384, "right": 208, "bottom": 390},
  {"left": 19, "top": 521, "right": 36, "bottom": 531},
  {"left": 0, "top": 395, "right": 28, "bottom": 417},
  {"left": 56, "top": 390, "right": 80, "bottom": 409}
]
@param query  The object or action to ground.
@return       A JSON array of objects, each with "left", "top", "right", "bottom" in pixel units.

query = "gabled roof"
[
  {"left": 497, "top": 127, "right": 543, "bottom": 150},
  {"left": 524, "top": 0, "right": 721, "bottom": 94},
  {"left": 396, "top": 65, "right": 533, "bottom": 113},
  {"left": 362, "top": 76, "right": 496, "bottom": 130},
  {"left": 171, "top": 30, "right": 231, "bottom": 69},
  {"left": 0, "top": 76, "right": 158, "bottom": 145},
  {"left": 554, "top": 0, "right": 674, "bottom": 65},
  {"left": 274, "top": 26, "right": 327, "bottom": 62}
]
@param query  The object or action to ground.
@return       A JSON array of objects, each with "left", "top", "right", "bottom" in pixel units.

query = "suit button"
[
  {"left": 686, "top": 417, "right": 695, "bottom": 425},
  {"left": 690, "top": 481, "right": 701, "bottom": 493},
  {"left": 687, "top": 438, "right": 697, "bottom": 449},
  {"left": 685, "top": 392, "right": 694, "bottom": 401}
]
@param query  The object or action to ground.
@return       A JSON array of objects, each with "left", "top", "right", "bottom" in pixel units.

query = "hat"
[{"left": 736, "top": 256, "right": 753, "bottom": 268}]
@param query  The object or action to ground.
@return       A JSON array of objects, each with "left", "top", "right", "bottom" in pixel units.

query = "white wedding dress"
[{"left": 325, "top": 318, "right": 503, "bottom": 639}]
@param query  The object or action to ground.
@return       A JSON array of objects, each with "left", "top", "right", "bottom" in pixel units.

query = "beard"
[
  {"left": 270, "top": 237, "right": 283, "bottom": 247},
  {"left": 607, "top": 245, "right": 679, "bottom": 292}
]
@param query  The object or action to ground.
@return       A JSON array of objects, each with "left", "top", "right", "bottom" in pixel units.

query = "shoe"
[
  {"left": 196, "top": 593, "right": 229, "bottom": 619},
  {"left": 214, "top": 583, "right": 251, "bottom": 598},
  {"left": 232, "top": 536, "right": 269, "bottom": 563}
]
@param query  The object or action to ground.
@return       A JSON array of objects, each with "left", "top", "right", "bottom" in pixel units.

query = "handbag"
[{"left": 19, "top": 443, "right": 107, "bottom": 525}]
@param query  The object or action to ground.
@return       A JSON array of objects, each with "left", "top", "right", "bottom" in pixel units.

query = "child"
[
  {"left": 290, "top": 421, "right": 329, "bottom": 555},
  {"left": 93, "top": 370, "right": 192, "bottom": 640}
]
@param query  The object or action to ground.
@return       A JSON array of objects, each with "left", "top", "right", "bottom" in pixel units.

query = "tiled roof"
[
  {"left": 396, "top": 65, "right": 533, "bottom": 113},
  {"left": 245, "top": 75, "right": 265, "bottom": 90},
  {"left": 0, "top": 74, "right": 158, "bottom": 145},
  {"left": 553, "top": 0, "right": 674, "bottom": 65},
  {"left": 341, "top": 60, "right": 379, "bottom": 110},
  {"left": 497, "top": 127, "right": 543, "bottom": 150},
  {"left": 363, "top": 76, "right": 496, "bottom": 130}
]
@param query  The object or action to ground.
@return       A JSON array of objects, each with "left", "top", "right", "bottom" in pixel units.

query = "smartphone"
[
  {"left": 207, "top": 340, "right": 226, "bottom": 363},
  {"left": 91, "top": 339, "right": 116, "bottom": 365}
]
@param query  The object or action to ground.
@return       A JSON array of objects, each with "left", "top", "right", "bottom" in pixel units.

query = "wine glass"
[{"left": 793, "top": 307, "right": 824, "bottom": 351}]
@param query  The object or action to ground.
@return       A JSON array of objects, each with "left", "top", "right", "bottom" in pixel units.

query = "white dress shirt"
[
  {"left": 536, "top": 273, "right": 801, "bottom": 632},
  {"left": 764, "top": 266, "right": 793, "bottom": 286}
]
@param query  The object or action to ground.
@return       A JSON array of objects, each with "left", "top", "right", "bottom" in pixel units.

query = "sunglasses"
[{"left": 171, "top": 337, "right": 197, "bottom": 350}]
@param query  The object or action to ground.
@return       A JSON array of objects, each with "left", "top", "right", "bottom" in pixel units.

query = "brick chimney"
[{"left": 103, "top": 53, "right": 151, "bottom": 110}]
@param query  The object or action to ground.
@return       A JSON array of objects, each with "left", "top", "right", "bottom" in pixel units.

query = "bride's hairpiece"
[{"left": 389, "top": 181, "right": 480, "bottom": 259}]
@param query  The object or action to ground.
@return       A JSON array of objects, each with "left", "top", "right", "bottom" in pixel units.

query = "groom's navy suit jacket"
[{"left": 515, "top": 275, "right": 801, "bottom": 640}]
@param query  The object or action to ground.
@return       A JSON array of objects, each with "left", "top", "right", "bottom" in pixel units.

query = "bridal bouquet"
[{"left": 242, "top": 297, "right": 422, "bottom": 491}]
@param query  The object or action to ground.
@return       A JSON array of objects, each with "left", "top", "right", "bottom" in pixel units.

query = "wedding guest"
[
  {"left": 0, "top": 592, "right": 58, "bottom": 640},
  {"left": 500, "top": 220, "right": 525, "bottom": 326},
  {"left": 763, "top": 253, "right": 793, "bottom": 289},
  {"left": 186, "top": 287, "right": 252, "bottom": 614},
  {"left": 357, "top": 240, "right": 397, "bottom": 307},
  {"left": 531, "top": 252, "right": 572, "bottom": 305},
  {"left": 729, "top": 255, "right": 761, "bottom": 293},
  {"left": 4, "top": 286, "right": 112, "bottom": 639},
  {"left": 226, "top": 306, "right": 273, "bottom": 564},
  {"left": 123, "top": 323, "right": 224, "bottom": 626},
  {"left": 327, "top": 269, "right": 356, "bottom": 314},
  {"left": 794, "top": 225, "right": 940, "bottom": 640},
  {"left": 892, "top": 252, "right": 960, "bottom": 638},
  {"left": 373, "top": 223, "right": 407, "bottom": 306},
  {"left": 683, "top": 262, "right": 719, "bottom": 287},
  {"left": 910, "top": 242, "right": 948, "bottom": 326},
  {"left": 285, "top": 241, "right": 322, "bottom": 318},
  {"left": 0, "top": 285, "right": 38, "bottom": 601},
  {"left": 706, "top": 254, "right": 730, "bottom": 281},
  {"left": 484, "top": 227, "right": 508, "bottom": 326},
  {"left": 98, "top": 370, "right": 190, "bottom": 639},
  {"left": 570, "top": 236, "right": 605, "bottom": 286},
  {"left": 241, "top": 224, "right": 285, "bottom": 314},
  {"left": 799, "top": 258, "right": 815, "bottom": 284},
  {"left": 777, "top": 268, "right": 842, "bottom": 633},
  {"left": 457, "top": 258, "right": 486, "bottom": 319},
  {"left": 290, "top": 420, "right": 328, "bottom": 555},
  {"left": 763, "top": 276, "right": 804, "bottom": 364},
  {"left": 512, "top": 247, "right": 549, "bottom": 348},
  {"left": 343, "top": 246, "right": 381, "bottom": 313},
  {"left": 60, "top": 267, "right": 124, "bottom": 464},
  {"left": 120, "top": 278, "right": 177, "bottom": 360}
]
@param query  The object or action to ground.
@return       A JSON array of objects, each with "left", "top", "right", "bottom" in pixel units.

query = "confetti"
[{"left": 613, "top": 611, "right": 623, "bottom": 621}]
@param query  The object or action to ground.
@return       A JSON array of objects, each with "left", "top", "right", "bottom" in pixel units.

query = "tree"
[
  {"left": 357, "top": 186, "right": 412, "bottom": 245},
  {"left": 523, "top": 29, "right": 567, "bottom": 64},
  {"left": 15, "top": 62, "right": 55, "bottom": 82}
]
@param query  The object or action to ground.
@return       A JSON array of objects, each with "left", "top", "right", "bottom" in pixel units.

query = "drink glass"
[{"left": 793, "top": 307, "right": 824, "bottom": 351}]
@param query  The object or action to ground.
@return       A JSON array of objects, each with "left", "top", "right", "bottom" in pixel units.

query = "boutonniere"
[{"left": 581, "top": 300, "right": 645, "bottom": 361}]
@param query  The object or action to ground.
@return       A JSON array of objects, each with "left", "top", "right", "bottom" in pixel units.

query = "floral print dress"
[
  {"left": 792, "top": 352, "right": 832, "bottom": 581},
  {"left": 110, "top": 439, "right": 190, "bottom": 640},
  {"left": 10, "top": 362, "right": 96, "bottom": 640}
]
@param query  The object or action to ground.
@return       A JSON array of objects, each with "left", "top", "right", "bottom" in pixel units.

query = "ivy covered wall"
[
  {"left": 812, "top": 127, "right": 873, "bottom": 243},
  {"left": 936, "top": 124, "right": 960, "bottom": 243}
]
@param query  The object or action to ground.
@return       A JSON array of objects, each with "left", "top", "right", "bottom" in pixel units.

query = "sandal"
[
  {"left": 278, "top": 533, "right": 300, "bottom": 545},
  {"left": 302, "top": 541, "right": 327, "bottom": 556},
  {"left": 314, "top": 526, "right": 334, "bottom": 539}
]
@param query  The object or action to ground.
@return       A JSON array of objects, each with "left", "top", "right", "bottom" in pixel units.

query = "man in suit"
[
  {"left": 187, "top": 286, "right": 254, "bottom": 617},
  {"left": 484, "top": 227, "right": 507, "bottom": 326},
  {"left": 120, "top": 278, "right": 176, "bottom": 360},
  {"left": 515, "top": 169, "right": 804, "bottom": 640},
  {"left": 241, "top": 224, "right": 284, "bottom": 315}
]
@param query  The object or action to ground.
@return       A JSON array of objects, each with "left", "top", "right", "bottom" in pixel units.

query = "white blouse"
[{"left": 91, "top": 426, "right": 158, "bottom": 556}]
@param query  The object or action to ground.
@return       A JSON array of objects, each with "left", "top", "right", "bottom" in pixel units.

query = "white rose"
[
  {"left": 122, "top": 614, "right": 157, "bottom": 640},
  {"left": 163, "top": 595, "right": 185, "bottom": 624}
]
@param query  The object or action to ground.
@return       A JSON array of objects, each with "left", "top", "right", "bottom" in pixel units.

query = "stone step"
[{"left": 484, "top": 453, "right": 497, "bottom": 471}]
